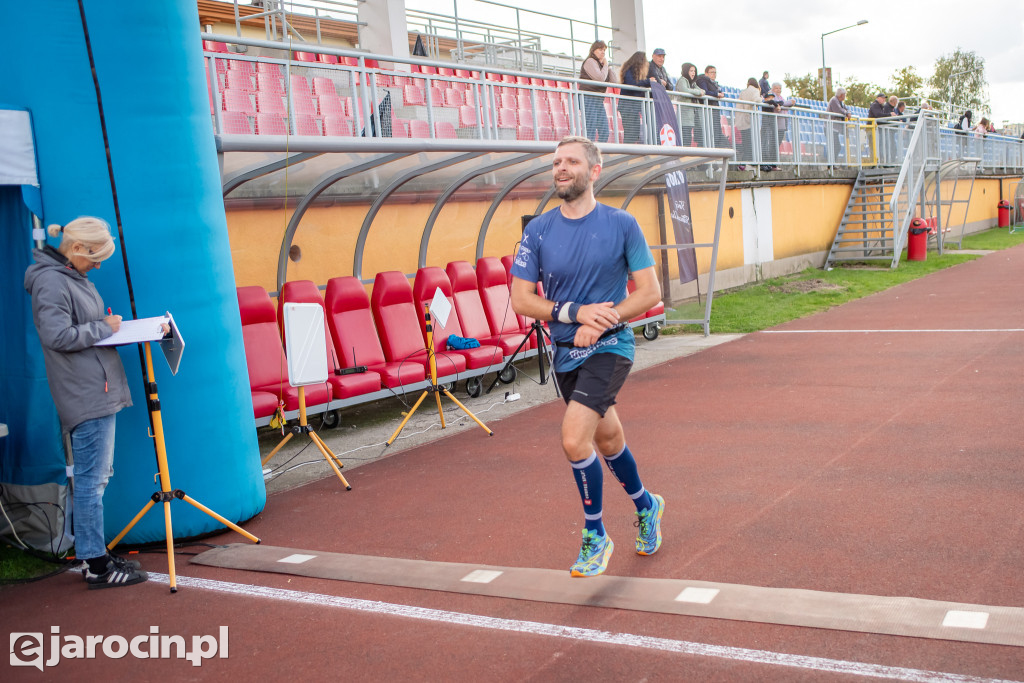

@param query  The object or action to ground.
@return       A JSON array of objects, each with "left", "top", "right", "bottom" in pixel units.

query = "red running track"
[{"left": 4, "top": 246, "right": 1023, "bottom": 681}]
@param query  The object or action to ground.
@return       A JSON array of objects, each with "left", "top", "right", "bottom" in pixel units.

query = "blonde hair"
[{"left": 49, "top": 216, "right": 116, "bottom": 263}]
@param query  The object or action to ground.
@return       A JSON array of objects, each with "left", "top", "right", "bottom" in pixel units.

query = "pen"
[{"left": 107, "top": 307, "right": 112, "bottom": 316}]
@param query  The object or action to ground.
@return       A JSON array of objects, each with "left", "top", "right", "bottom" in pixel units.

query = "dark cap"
[
  {"left": 652, "top": 48, "right": 666, "bottom": 55},
  {"left": 876, "top": 92, "right": 886, "bottom": 98}
]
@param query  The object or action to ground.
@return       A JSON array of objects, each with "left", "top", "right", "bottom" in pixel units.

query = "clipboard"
[{"left": 94, "top": 312, "right": 185, "bottom": 375}]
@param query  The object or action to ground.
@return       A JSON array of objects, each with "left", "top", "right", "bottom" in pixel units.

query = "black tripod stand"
[{"left": 486, "top": 320, "right": 558, "bottom": 396}]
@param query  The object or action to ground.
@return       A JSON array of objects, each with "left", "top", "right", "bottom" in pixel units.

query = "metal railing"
[
  {"left": 203, "top": 35, "right": 1024, "bottom": 176},
  {"left": 888, "top": 114, "right": 938, "bottom": 267}
]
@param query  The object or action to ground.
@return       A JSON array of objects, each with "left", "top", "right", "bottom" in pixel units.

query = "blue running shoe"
[
  {"left": 570, "top": 528, "right": 614, "bottom": 577},
  {"left": 635, "top": 493, "right": 664, "bottom": 555}
]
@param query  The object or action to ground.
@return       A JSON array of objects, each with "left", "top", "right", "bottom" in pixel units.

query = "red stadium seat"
[
  {"left": 443, "top": 88, "right": 465, "bottom": 108},
  {"left": 236, "top": 286, "right": 331, "bottom": 417},
  {"left": 257, "top": 62, "right": 284, "bottom": 77},
  {"left": 458, "top": 105, "right": 478, "bottom": 128},
  {"left": 408, "top": 119, "right": 430, "bottom": 138},
  {"left": 390, "top": 117, "right": 410, "bottom": 138},
  {"left": 317, "top": 53, "right": 339, "bottom": 65},
  {"left": 203, "top": 40, "right": 229, "bottom": 53},
  {"left": 412, "top": 268, "right": 504, "bottom": 370},
  {"left": 434, "top": 121, "right": 458, "bottom": 139},
  {"left": 324, "top": 277, "right": 425, "bottom": 390},
  {"left": 290, "top": 75, "right": 312, "bottom": 98},
  {"left": 370, "top": 271, "right": 467, "bottom": 378},
  {"left": 257, "top": 73, "right": 284, "bottom": 94},
  {"left": 516, "top": 125, "right": 535, "bottom": 141},
  {"left": 225, "top": 70, "right": 254, "bottom": 92},
  {"left": 293, "top": 51, "right": 318, "bottom": 63},
  {"left": 255, "top": 113, "right": 288, "bottom": 135},
  {"left": 222, "top": 89, "right": 255, "bottom": 115},
  {"left": 446, "top": 261, "right": 527, "bottom": 355},
  {"left": 293, "top": 94, "right": 319, "bottom": 117},
  {"left": 278, "top": 281, "right": 382, "bottom": 399},
  {"left": 256, "top": 91, "right": 287, "bottom": 114},
  {"left": 497, "top": 108, "right": 517, "bottom": 129},
  {"left": 294, "top": 114, "right": 322, "bottom": 136},
  {"left": 477, "top": 257, "right": 531, "bottom": 344},
  {"left": 322, "top": 116, "right": 353, "bottom": 137},
  {"left": 317, "top": 94, "right": 348, "bottom": 118},
  {"left": 311, "top": 77, "right": 338, "bottom": 97},
  {"left": 403, "top": 84, "right": 426, "bottom": 106},
  {"left": 220, "top": 111, "right": 252, "bottom": 135}
]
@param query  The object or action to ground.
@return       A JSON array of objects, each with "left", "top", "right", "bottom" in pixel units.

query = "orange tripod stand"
[
  {"left": 108, "top": 340, "right": 260, "bottom": 593},
  {"left": 260, "top": 385, "right": 351, "bottom": 490},
  {"left": 386, "top": 304, "right": 493, "bottom": 446}
]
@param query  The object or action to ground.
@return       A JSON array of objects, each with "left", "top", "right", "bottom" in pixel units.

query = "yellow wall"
[
  {"left": 225, "top": 177, "right": 1021, "bottom": 293},
  {"left": 771, "top": 185, "right": 853, "bottom": 258}
]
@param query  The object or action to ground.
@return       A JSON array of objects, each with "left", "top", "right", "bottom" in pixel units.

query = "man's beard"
[{"left": 555, "top": 173, "right": 588, "bottom": 202}]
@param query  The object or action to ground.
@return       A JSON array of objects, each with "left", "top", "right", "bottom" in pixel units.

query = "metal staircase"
[
  {"left": 824, "top": 169, "right": 900, "bottom": 268},
  {"left": 825, "top": 115, "right": 943, "bottom": 270}
]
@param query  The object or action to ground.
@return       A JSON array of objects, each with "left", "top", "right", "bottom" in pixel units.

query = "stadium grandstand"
[{"left": 2, "top": 0, "right": 1022, "bottom": 547}]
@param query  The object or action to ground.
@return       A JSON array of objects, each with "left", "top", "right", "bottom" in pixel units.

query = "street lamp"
[{"left": 821, "top": 20, "right": 868, "bottom": 103}]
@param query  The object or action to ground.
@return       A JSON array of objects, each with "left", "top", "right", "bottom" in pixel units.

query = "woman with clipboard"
[{"left": 24, "top": 216, "right": 148, "bottom": 589}]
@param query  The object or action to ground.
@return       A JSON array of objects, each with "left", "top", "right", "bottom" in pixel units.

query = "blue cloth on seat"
[{"left": 447, "top": 335, "right": 480, "bottom": 349}]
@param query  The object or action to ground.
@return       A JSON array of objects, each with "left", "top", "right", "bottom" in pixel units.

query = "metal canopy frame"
[{"left": 215, "top": 135, "right": 733, "bottom": 333}]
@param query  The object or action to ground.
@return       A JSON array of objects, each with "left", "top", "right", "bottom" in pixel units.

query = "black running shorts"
[{"left": 555, "top": 352, "right": 633, "bottom": 417}]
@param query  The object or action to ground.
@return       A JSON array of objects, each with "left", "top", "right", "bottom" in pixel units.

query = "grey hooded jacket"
[{"left": 24, "top": 246, "right": 132, "bottom": 432}]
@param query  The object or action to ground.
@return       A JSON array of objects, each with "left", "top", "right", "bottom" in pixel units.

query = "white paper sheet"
[
  {"left": 94, "top": 315, "right": 169, "bottom": 346},
  {"left": 429, "top": 287, "right": 452, "bottom": 328}
]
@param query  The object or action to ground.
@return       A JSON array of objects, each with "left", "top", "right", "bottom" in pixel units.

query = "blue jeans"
[{"left": 70, "top": 414, "right": 116, "bottom": 560}]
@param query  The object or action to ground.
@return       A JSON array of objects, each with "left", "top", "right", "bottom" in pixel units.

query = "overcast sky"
[{"left": 407, "top": 0, "right": 1024, "bottom": 125}]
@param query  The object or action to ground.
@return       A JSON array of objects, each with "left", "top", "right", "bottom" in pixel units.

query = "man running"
[{"left": 510, "top": 136, "right": 664, "bottom": 577}]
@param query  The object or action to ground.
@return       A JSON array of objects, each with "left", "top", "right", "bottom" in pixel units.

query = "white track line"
[
  {"left": 151, "top": 573, "right": 1018, "bottom": 683},
  {"left": 763, "top": 329, "right": 1024, "bottom": 334}
]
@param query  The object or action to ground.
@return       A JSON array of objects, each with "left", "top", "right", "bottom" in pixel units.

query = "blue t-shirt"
[{"left": 511, "top": 203, "right": 655, "bottom": 371}]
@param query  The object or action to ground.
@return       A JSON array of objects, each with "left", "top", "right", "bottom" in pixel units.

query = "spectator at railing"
[
  {"left": 827, "top": 87, "right": 851, "bottom": 162},
  {"left": 578, "top": 40, "right": 617, "bottom": 143},
  {"left": 974, "top": 117, "right": 990, "bottom": 138},
  {"left": 619, "top": 51, "right": 653, "bottom": 144},
  {"left": 896, "top": 101, "right": 907, "bottom": 118},
  {"left": 770, "top": 82, "right": 796, "bottom": 149},
  {"left": 674, "top": 62, "right": 705, "bottom": 147},
  {"left": 758, "top": 71, "right": 771, "bottom": 97},
  {"left": 648, "top": 48, "right": 670, "bottom": 89},
  {"left": 882, "top": 95, "right": 898, "bottom": 117},
  {"left": 868, "top": 93, "right": 888, "bottom": 119},
  {"left": 956, "top": 110, "right": 972, "bottom": 135},
  {"left": 696, "top": 65, "right": 725, "bottom": 148},
  {"left": 735, "top": 77, "right": 761, "bottom": 169},
  {"left": 759, "top": 91, "right": 781, "bottom": 171}
]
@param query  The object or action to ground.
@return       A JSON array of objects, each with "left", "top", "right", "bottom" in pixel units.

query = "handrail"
[{"left": 888, "top": 114, "right": 934, "bottom": 267}]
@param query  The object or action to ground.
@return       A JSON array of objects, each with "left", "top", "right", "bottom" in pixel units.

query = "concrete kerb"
[{"left": 257, "top": 333, "right": 743, "bottom": 494}]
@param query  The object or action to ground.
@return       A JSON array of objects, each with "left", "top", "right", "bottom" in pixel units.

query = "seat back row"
[{"left": 237, "top": 257, "right": 531, "bottom": 422}]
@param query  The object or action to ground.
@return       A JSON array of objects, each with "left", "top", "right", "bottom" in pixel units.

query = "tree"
[
  {"left": 889, "top": 66, "right": 924, "bottom": 101},
  {"left": 928, "top": 48, "right": 988, "bottom": 118},
  {"left": 836, "top": 76, "right": 883, "bottom": 109},
  {"left": 783, "top": 72, "right": 821, "bottom": 100}
]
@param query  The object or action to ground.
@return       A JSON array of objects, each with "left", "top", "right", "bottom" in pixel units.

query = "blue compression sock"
[
  {"left": 570, "top": 451, "right": 604, "bottom": 535},
  {"left": 604, "top": 444, "right": 653, "bottom": 512}
]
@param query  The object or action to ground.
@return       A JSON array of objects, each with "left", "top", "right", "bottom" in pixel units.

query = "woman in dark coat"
[{"left": 618, "top": 51, "right": 652, "bottom": 144}]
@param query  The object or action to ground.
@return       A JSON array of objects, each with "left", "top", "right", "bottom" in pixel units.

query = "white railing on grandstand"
[
  {"left": 888, "top": 114, "right": 936, "bottom": 267},
  {"left": 202, "top": 34, "right": 1024, "bottom": 176},
  {"left": 227, "top": 0, "right": 364, "bottom": 45}
]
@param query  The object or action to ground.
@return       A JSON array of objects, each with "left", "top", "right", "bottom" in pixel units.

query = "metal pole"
[{"left": 820, "top": 34, "right": 827, "bottom": 103}]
